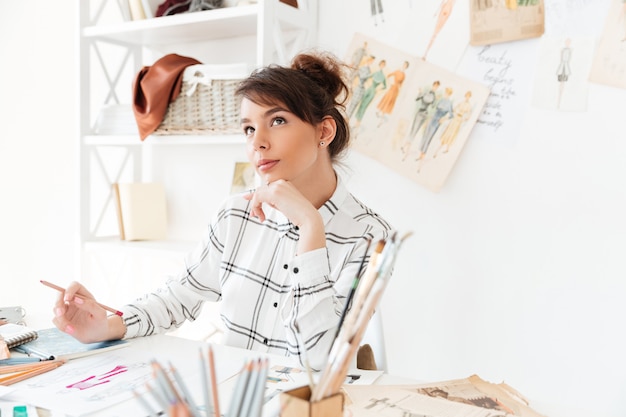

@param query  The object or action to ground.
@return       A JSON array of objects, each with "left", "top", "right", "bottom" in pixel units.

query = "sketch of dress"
[
  {"left": 417, "top": 87, "right": 454, "bottom": 161},
  {"left": 474, "top": 0, "right": 493, "bottom": 11},
  {"left": 376, "top": 61, "right": 409, "bottom": 126},
  {"left": 401, "top": 81, "right": 440, "bottom": 161},
  {"left": 556, "top": 38, "right": 572, "bottom": 109},
  {"left": 423, "top": 0, "right": 456, "bottom": 60},
  {"left": 350, "top": 41, "right": 369, "bottom": 80},
  {"left": 354, "top": 60, "right": 387, "bottom": 128},
  {"left": 347, "top": 56, "right": 375, "bottom": 118},
  {"left": 433, "top": 91, "right": 473, "bottom": 157}
]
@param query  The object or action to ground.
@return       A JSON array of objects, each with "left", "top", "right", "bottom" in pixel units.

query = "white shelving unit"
[{"left": 76, "top": 0, "right": 318, "bottom": 323}]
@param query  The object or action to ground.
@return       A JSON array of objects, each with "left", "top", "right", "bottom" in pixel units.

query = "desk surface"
[{"left": 4, "top": 333, "right": 412, "bottom": 417}]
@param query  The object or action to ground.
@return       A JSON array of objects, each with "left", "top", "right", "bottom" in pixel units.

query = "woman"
[{"left": 51, "top": 51, "right": 393, "bottom": 372}]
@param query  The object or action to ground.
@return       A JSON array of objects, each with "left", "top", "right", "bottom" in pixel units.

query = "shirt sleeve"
[{"left": 121, "top": 216, "right": 224, "bottom": 339}]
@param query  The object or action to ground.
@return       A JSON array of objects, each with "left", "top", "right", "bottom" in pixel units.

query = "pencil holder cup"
[{"left": 280, "top": 385, "right": 344, "bottom": 417}]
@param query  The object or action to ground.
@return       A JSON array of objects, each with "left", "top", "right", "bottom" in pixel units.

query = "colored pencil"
[
  {"left": 199, "top": 347, "right": 213, "bottom": 417},
  {"left": 0, "top": 359, "right": 65, "bottom": 386},
  {"left": 169, "top": 361, "right": 202, "bottom": 417},
  {"left": 207, "top": 345, "right": 221, "bottom": 417}
]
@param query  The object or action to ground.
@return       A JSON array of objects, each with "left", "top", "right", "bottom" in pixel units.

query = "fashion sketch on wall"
[
  {"left": 470, "top": 0, "right": 545, "bottom": 46},
  {"left": 345, "top": 33, "right": 490, "bottom": 192},
  {"left": 531, "top": 36, "right": 595, "bottom": 112},
  {"left": 589, "top": 0, "right": 626, "bottom": 89},
  {"left": 396, "top": 0, "right": 470, "bottom": 71}
]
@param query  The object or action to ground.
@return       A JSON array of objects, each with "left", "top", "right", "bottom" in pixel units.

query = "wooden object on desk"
[{"left": 280, "top": 386, "right": 343, "bottom": 417}]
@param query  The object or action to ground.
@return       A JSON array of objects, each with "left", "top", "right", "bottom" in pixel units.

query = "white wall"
[
  {"left": 318, "top": 1, "right": 626, "bottom": 416},
  {"left": 1, "top": 2, "right": 625, "bottom": 416},
  {"left": 0, "top": 3, "right": 77, "bottom": 326}
]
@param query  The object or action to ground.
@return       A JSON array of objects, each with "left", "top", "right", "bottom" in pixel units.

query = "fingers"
[
  {"left": 52, "top": 281, "right": 91, "bottom": 318},
  {"left": 50, "top": 281, "right": 108, "bottom": 341},
  {"left": 63, "top": 281, "right": 96, "bottom": 302},
  {"left": 242, "top": 183, "right": 272, "bottom": 222}
]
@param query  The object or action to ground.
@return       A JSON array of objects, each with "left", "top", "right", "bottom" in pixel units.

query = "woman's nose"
[{"left": 251, "top": 127, "right": 269, "bottom": 150}]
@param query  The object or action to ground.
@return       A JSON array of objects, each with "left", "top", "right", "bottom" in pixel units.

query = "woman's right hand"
[{"left": 51, "top": 281, "right": 123, "bottom": 343}]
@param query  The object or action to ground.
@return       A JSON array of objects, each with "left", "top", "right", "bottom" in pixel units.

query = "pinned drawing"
[
  {"left": 375, "top": 61, "right": 410, "bottom": 127},
  {"left": 345, "top": 33, "right": 490, "bottom": 192},
  {"left": 370, "top": 0, "right": 385, "bottom": 26},
  {"left": 470, "top": 0, "right": 545, "bottom": 45},
  {"left": 396, "top": 0, "right": 469, "bottom": 71},
  {"left": 531, "top": 36, "right": 594, "bottom": 112},
  {"left": 423, "top": 0, "right": 457, "bottom": 61},
  {"left": 556, "top": 38, "right": 572, "bottom": 109},
  {"left": 589, "top": 0, "right": 626, "bottom": 89}
]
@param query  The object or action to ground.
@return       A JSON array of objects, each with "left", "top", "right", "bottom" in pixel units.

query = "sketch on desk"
[
  {"left": 4, "top": 350, "right": 154, "bottom": 416},
  {"left": 342, "top": 375, "right": 546, "bottom": 417}
]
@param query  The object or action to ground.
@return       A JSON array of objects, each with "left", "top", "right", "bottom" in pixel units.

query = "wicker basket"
[{"left": 154, "top": 63, "right": 248, "bottom": 135}]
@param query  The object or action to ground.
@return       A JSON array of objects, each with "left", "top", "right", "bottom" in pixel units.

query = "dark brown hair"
[{"left": 235, "top": 51, "right": 351, "bottom": 162}]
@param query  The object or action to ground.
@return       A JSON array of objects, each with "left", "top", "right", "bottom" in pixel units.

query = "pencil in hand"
[{"left": 40, "top": 280, "right": 124, "bottom": 317}]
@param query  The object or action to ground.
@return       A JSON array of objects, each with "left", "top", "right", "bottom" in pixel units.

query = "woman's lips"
[{"left": 257, "top": 159, "right": 278, "bottom": 172}]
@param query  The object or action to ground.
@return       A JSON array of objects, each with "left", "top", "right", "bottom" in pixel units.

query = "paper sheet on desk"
[
  {"left": 343, "top": 374, "right": 547, "bottom": 417},
  {"left": 344, "top": 385, "right": 515, "bottom": 417},
  {"left": 1, "top": 345, "right": 243, "bottom": 417}
]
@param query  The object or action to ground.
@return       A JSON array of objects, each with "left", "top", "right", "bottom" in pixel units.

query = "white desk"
[{"left": 3, "top": 334, "right": 408, "bottom": 417}]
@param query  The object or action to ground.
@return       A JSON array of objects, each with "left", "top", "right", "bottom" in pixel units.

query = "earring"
[{"left": 319, "top": 141, "right": 325, "bottom": 147}]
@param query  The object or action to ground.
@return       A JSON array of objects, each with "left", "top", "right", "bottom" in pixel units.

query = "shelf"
[
  {"left": 83, "top": 5, "right": 260, "bottom": 45},
  {"left": 83, "top": 3, "right": 308, "bottom": 46},
  {"left": 84, "top": 134, "right": 245, "bottom": 146}
]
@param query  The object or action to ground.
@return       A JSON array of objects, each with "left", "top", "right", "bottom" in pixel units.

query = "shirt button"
[
  {"left": 263, "top": 338, "right": 268, "bottom": 345},
  {"left": 293, "top": 267, "right": 299, "bottom": 274},
  {"left": 294, "top": 226, "right": 299, "bottom": 231},
  {"left": 273, "top": 302, "right": 278, "bottom": 308},
  {"left": 283, "top": 264, "right": 288, "bottom": 269}
]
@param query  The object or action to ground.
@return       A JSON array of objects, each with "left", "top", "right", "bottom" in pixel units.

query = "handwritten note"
[{"left": 456, "top": 39, "right": 540, "bottom": 145}]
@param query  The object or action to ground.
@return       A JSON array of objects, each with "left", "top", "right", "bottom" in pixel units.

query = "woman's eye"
[
  {"left": 272, "top": 117, "right": 286, "bottom": 126},
  {"left": 243, "top": 126, "right": 254, "bottom": 135}
]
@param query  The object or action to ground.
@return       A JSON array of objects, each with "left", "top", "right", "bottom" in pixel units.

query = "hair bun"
[{"left": 291, "top": 51, "right": 349, "bottom": 105}]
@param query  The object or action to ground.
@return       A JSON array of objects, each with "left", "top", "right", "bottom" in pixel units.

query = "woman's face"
[{"left": 241, "top": 98, "right": 324, "bottom": 186}]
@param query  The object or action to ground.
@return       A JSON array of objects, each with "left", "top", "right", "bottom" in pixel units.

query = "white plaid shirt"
[{"left": 121, "top": 177, "right": 392, "bottom": 369}]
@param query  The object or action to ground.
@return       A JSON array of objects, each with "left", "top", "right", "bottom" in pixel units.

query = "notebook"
[
  {"left": 0, "top": 322, "right": 39, "bottom": 349},
  {"left": 13, "top": 327, "right": 128, "bottom": 360}
]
